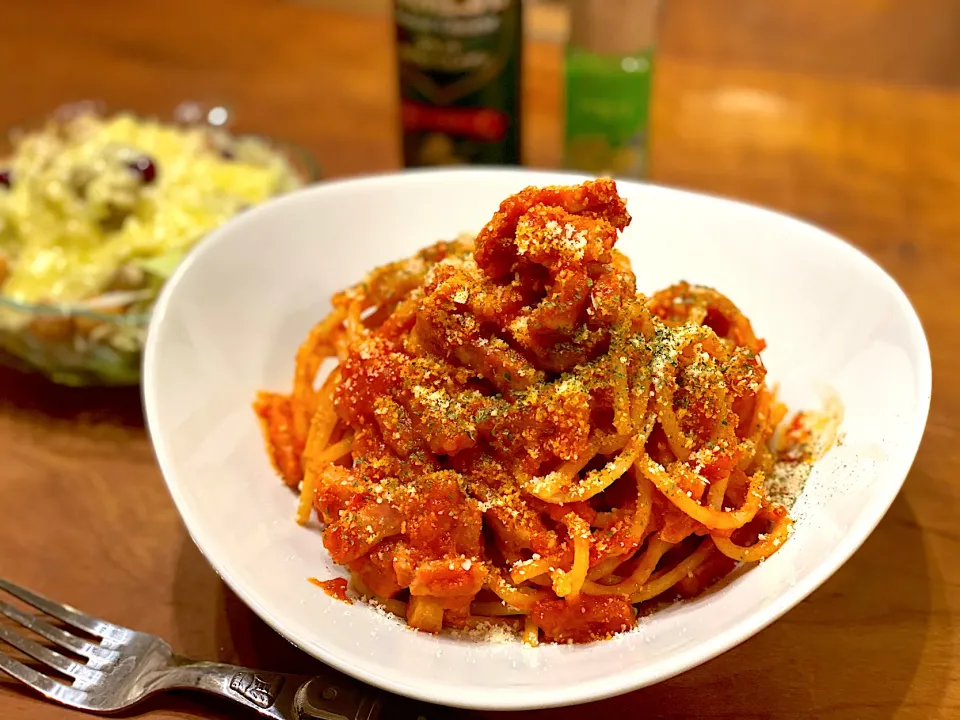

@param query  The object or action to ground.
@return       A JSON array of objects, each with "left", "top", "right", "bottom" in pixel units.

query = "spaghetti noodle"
[{"left": 255, "top": 179, "right": 806, "bottom": 644}]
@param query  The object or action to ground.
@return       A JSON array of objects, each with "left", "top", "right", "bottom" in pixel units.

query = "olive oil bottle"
[{"left": 394, "top": 0, "right": 523, "bottom": 167}]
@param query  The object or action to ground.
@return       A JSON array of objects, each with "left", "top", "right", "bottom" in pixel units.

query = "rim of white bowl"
[{"left": 143, "top": 168, "right": 932, "bottom": 711}]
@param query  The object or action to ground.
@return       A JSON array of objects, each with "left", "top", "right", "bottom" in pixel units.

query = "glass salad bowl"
[{"left": 0, "top": 101, "right": 318, "bottom": 386}]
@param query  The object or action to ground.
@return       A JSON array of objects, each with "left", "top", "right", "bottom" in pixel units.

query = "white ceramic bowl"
[{"left": 143, "top": 169, "right": 931, "bottom": 711}]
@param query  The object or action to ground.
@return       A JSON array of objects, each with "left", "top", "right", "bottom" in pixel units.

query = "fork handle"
[
  {"left": 153, "top": 661, "right": 460, "bottom": 719},
  {"left": 292, "top": 676, "right": 461, "bottom": 719}
]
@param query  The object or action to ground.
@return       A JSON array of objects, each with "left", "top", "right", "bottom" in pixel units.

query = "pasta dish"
[{"left": 255, "top": 179, "right": 811, "bottom": 645}]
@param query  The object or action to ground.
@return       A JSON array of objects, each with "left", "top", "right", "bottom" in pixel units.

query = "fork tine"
[
  {"left": 0, "top": 652, "right": 89, "bottom": 707},
  {"left": 0, "top": 626, "right": 101, "bottom": 683},
  {"left": 0, "top": 599, "right": 115, "bottom": 661},
  {"left": 0, "top": 579, "right": 127, "bottom": 640}
]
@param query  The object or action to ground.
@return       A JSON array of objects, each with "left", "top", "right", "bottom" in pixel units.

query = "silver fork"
[{"left": 0, "top": 578, "right": 459, "bottom": 719}]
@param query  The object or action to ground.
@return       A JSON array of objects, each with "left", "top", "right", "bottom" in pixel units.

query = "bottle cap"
[{"left": 569, "top": 0, "right": 661, "bottom": 56}]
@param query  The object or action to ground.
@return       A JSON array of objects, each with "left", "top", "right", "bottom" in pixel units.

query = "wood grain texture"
[{"left": 1, "top": 0, "right": 958, "bottom": 718}]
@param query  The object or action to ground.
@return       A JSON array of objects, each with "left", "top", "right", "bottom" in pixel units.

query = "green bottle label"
[
  {"left": 395, "top": 0, "right": 522, "bottom": 167},
  {"left": 564, "top": 48, "right": 654, "bottom": 178}
]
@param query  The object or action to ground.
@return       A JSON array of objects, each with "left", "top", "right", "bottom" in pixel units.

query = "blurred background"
[
  {"left": 6, "top": 0, "right": 958, "bottom": 218},
  {"left": 4, "top": 0, "right": 958, "bottom": 225}
]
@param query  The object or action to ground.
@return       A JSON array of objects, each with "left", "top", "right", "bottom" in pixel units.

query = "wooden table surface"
[{"left": 1, "top": 0, "right": 958, "bottom": 718}]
